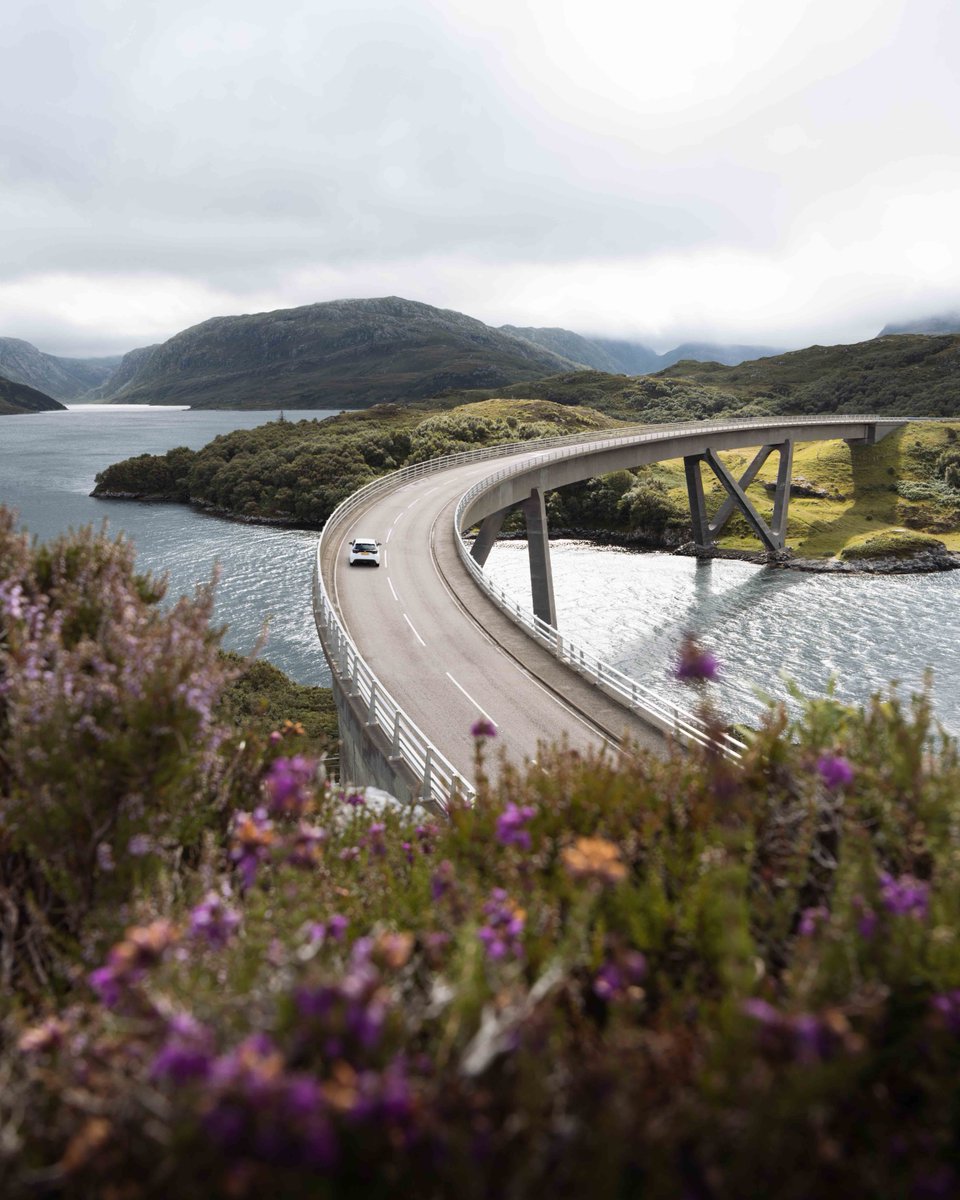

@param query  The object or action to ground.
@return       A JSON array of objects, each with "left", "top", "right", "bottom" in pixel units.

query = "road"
[{"left": 323, "top": 449, "right": 666, "bottom": 784}]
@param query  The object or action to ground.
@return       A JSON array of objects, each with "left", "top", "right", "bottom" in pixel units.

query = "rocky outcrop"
[
  {"left": 0, "top": 375, "right": 65, "bottom": 415},
  {"left": 0, "top": 338, "right": 121, "bottom": 400}
]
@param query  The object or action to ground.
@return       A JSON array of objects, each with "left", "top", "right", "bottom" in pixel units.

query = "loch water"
[
  {"left": 484, "top": 540, "right": 960, "bottom": 734},
  {"left": 0, "top": 406, "right": 337, "bottom": 685},
  {"left": 2, "top": 407, "right": 958, "bottom": 732}
]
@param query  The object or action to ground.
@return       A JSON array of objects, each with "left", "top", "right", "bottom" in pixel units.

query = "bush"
[{"left": 7, "top": 513, "right": 960, "bottom": 1196}]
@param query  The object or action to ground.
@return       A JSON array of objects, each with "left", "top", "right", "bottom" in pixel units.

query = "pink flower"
[{"left": 817, "top": 754, "right": 854, "bottom": 790}]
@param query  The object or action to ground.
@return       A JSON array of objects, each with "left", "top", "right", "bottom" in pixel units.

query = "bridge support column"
[
  {"left": 684, "top": 455, "right": 711, "bottom": 547},
  {"left": 470, "top": 506, "right": 511, "bottom": 567},
  {"left": 520, "top": 487, "right": 557, "bottom": 628},
  {"left": 685, "top": 441, "right": 794, "bottom": 553}
]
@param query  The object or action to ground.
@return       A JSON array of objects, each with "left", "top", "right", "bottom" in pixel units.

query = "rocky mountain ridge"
[
  {"left": 501, "top": 325, "right": 782, "bottom": 373},
  {"left": 0, "top": 338, "right": 121, "bottom": 401}
]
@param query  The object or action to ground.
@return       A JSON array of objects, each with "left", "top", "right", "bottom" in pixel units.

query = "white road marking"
[
  {"left": 388, "top": 578, "right": 400, "bottom": 603},
  {"left": 445, "top": 673, "right": 497, "bottom": 727},
  {"left": 425, "top": 505, "right": 621, "bottom": 754},
  {"left": 386, "top": 527, "right": 393, "bottom": 543},
  {"left": 404, "top": 497, "right": 422, "bottom": 512},
  {"left": 403, "top": 613, "right": 426, "bottom": 647}
]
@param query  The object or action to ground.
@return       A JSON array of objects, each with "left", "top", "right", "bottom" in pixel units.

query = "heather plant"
[
  {"left": 7, "top": 660, "right": 960, "bottom": 1196},
  {"left": 0, "top": 510, "right": 243, "bottom": 995}
]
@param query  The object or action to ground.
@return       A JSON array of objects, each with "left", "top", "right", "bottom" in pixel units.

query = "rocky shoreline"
[{"left": 528, "top": 527, "right": 960, "bottom": 575}]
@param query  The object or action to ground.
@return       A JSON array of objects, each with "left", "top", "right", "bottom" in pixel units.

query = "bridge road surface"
[{"left": 325, "top": 449, "right": 668, "bottom": 788}]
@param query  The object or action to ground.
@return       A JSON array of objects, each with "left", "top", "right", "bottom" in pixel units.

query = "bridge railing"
[{"left": 316, "top": 414, "right": 893, "bottom": 801}]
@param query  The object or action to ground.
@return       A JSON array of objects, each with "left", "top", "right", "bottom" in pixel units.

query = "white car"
[{"left": 348, "top": 536, "right": 381, "bottom": 566}]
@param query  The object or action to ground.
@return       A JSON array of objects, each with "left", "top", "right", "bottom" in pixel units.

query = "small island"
[{"left": 92, "top": 393, "right": 960, "bottom": 571}]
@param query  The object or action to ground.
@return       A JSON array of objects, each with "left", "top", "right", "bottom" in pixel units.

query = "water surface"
[
  {"left": 485, "top": 541, "right": 960, "bottom": 733},
  {"left": 1, "top": 406, "right": 337, "bottom": 684}
]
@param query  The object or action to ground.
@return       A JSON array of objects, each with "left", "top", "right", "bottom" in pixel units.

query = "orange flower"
[
  {"left": 561, "top": 837, "right": 627, "bottom": 885},
  {"left": 375, "top": 931, "right": 414, "bottom": 970}
]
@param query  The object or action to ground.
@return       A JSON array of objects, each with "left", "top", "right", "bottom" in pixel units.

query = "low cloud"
[{"left": 2, "top": 0, "right": 958, "bottom": 356}]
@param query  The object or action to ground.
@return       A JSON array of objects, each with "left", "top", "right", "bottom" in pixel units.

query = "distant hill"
[
  {"left": 656, "top": 333, "right": 960, "bottom": 416},
  {"left": 656, "top": 342, "right": 785, "bottom": 369},
  {"left": 879, "top": 312, "right": 960, "bottom": 337},
  {"left": 501, "top": 325, "right": 780, "bottom": 374},
  {"left": 455, "top": 332, "right": 960, "bottom": 423},
  {"left": 0, "top": 374, "right": 65, "bottom": 415},
  {"left": 499, "top": 326, "right": 660, "bottom": 374},
  {"left": 0, "top": 338, "right": 122, "bottom": 401},
  {"left": 96, "top": 298, "right": 582, "bottom": 409}
]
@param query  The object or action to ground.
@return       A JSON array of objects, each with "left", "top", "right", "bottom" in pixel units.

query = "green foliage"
[
  {"left": 7, "top": 513, "right": 960, "bottom": 1193},
  {"left": 217, "top": 653, "right": 338, "bottom": 754},
  {"left": 839, "top": 529, "right": 945, "bottom": 560}
]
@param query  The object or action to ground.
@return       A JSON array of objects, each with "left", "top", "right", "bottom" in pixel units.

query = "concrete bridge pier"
[
  {"left": 520, "top": 487, "right": 557, "bottom": 627},
  {"left": 684, "top": 439, "right": 794, "bottom": 553},
  {"left": 468, "top": 490, "right": 558, "bottom": 627}
]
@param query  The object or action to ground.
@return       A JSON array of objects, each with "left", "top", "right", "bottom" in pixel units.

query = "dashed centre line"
[
  {"left": 445, "top": 672, "right": 497, "bottom": 728},
  {"left": 403, "top": 613, "right": 426, "bottom": 647},
  {"left": 387, "top": 578, "right": 400, "bottom": 603}
]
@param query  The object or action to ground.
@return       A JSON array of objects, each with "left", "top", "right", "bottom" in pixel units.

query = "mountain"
[
  {"left": 0, "top": 374, "right": 65, "bottom": 415},
  {"left": 656, "top": 333, "right": 960, "bottom": 416},
  {"left": 879, "top": 312, "right": 960, "bottom": 337},
  {"left": 0, "top": 338, "right": 122, "bottom": 401},
  {"left": 502, "top": 325, "right": 780, "bottom": 374},
  {"left": 498, "top": 326, "right": 650, "bottom": 373},
  {"left": 96, "top": 298, "right": 582, "bottom": 409},
  {"left": 656, "top": 342, "right": 785, "bottom": 369}
]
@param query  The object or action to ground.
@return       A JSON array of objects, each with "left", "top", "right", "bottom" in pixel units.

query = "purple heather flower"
[
  {"left": 363, "top": 822, "right": 387, "bottom": 857},
  {"left": 496, "top": 803, "right": 537, "bottom": 850},
  {"left": 344, "top": 790, "right": 366, "bottom": 807},
  {"left": 127, "top": 833, "right": 153, "bottom": 857},
  {"left": 478, "top": 888, "right": 525, "bottom": 961},
  {"left": 931, "top": 990, "right": 960, "bottom": 1034},
  {"left": 854, "top": 897, "right": 879, "bottom": 940},
  {"left": 328, "top": 914, "right": 349, "bottom": 941},
  {"left": 879, "top": 871, "right": 929, "bottom": 919},
  {"left": 470, "top": 716, "right": 497, "bottom": 738},
  {"left": 152, "top": 1014, "right": 214, "bottom": 1084},
  {"left": 817, "top": 753, "right": 854, "bottom": 790},
  {"left": 189, "top": 890, "right": 242, "bottom": 949},
  {"left": 264, "top": 755, "right": 316, "bottom": 818},
  {"left": 593, "top": 962, "right": 623, "bottom": 1000},
  {"left": 674, "top": 635, "right": 720, "bottom": 683},
  {"left": 88, "top": 965, "right": 123, "bottom": 1008},
  {"left": 798, "top": 905, "right": 829, "bottom": 937},
  {"left": 96, "top": 841, "right": 115, "bottom": 872},
  {"left": 431, "top": 859, "right": 456, "bottom": 902}
]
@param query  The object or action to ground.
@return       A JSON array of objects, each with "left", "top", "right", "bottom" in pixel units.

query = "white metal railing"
[{"left": 314, "top": 414, "right": 898, "bottom": 801}]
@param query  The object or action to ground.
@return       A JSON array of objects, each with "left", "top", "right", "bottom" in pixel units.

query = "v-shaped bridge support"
[{"left": 684, "top": 440, "right": 794, "bottom": 553}]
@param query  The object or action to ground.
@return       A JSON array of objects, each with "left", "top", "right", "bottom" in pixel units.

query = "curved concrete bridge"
[{"left": 313, "top": 415, "right": 903, "bottom": 810}]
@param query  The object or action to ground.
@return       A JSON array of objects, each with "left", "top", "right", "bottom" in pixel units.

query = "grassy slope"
[{"left": 642, "top": 422, "right": 960, "bottom": 556}]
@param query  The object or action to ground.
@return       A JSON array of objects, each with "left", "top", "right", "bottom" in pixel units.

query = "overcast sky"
[{"left": 2, "top": 0, "right": 959, "bottom": 357}]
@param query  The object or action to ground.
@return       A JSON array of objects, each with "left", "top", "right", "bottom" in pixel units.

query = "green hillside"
[
  {"left": 97, "top": 297, "right": 581, "bottom": 410},
  {"left": 657, "top": 333, "right": 960, "bottom": 416}
]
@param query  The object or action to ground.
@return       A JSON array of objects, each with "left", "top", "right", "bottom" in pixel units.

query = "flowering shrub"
[
  {"left": 6, "top": 511, "right": 960, "bottom": 1197},
  {"left": 0, "top": 512, "right": 247, "bottom": 993}
]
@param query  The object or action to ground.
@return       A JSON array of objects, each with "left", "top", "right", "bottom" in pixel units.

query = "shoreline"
[{"left": 92, "top": 492, "right": 960, "bottom": 576}]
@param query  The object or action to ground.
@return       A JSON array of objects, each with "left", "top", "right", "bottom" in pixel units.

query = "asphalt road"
[{"left": 326, "top": 450, "right": 666, "bottom": 785}]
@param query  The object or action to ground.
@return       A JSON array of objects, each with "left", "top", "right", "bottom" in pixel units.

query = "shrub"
[{"left": 0, "top": 511, "right": 239, "bottom": 994}]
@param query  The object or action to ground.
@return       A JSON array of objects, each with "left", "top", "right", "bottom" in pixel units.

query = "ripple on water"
[{"left": 484, "top": 541, "right": 960, "bottom": 733}]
